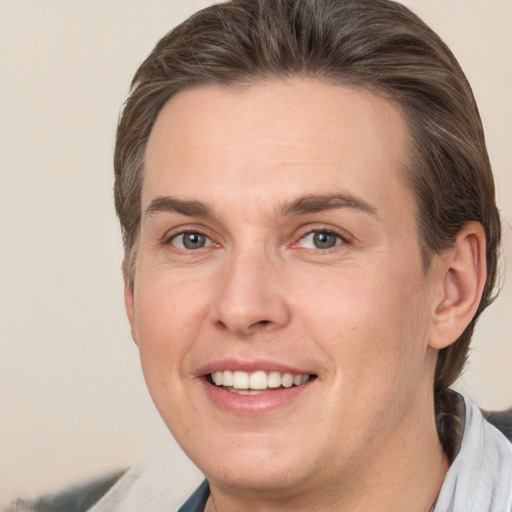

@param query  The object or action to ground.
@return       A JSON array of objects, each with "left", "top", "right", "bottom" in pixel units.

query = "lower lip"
[{"left": 201, "top": 378, "right": 315, "bottom": 415}]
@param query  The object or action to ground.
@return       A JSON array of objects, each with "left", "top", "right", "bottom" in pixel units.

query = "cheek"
[
  {"left": 295, "top": 263, "right": 431, "bottom": 380},
  {"left": 132, "top": 280, "right": 206, "bottom": 431},
  {"left": 133, "top": 276, "right": 210, "bottom": 377}
]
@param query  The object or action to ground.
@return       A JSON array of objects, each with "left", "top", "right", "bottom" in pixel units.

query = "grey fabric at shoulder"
[
  {"left": 4, "top": 470, "right": 126, "bottom": 512},
  {"left": 33, "top": 471, "right": 127, "bottom": 512},
  {"left": 485, "top": 408, "right": 512, "bottom": 442},
  {"left": 86, "top": 448, "right": 204, "bottom": 512}
]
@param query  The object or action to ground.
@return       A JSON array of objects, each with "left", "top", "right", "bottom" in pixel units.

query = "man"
[
  {"left": 112, "top": 1, "right": 512, "bottom": 510},
  {"left": 10, "top": 0, "right": 511, "bottom": 511}
]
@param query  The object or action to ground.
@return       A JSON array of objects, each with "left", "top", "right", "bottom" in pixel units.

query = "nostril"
[{"left": 250, "top": 319, "right": 272, "bottom": 330}]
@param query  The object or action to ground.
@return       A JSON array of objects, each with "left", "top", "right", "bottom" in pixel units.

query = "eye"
[
  {"left": 299, "top": 230, "right": 344, "bottom": 250},
  {"left": 170, "top": 231, "right": 212, "bottom": 250}
]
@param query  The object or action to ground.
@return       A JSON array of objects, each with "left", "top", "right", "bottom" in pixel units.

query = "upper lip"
[{"left": 195, "top": 358, "right": 314, "bottom": 377}]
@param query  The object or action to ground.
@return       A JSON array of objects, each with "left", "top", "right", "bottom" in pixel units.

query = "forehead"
[{"left": 143, "top": 78, "right": 414, "bottom": 220}]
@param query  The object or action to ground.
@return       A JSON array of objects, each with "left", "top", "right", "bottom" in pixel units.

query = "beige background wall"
[{"left": 1, "top": 0, "right": 511, "bottom": 507}]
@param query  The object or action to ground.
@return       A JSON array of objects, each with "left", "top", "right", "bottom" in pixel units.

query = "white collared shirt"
[{"left": 433, "top": 395, "right": 512, "bottom": 511}]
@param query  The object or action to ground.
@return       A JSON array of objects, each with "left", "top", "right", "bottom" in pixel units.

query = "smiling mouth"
[{"left": 208, "top": 370, "right": 315, "bottom": 395}]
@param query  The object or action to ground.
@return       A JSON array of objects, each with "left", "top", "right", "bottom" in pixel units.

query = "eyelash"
[
  {"left": 294, "top": 228, "right": 350, "bottom": 251},
  {"left": 164, "top": 229, "right": 216, "bottom": 251},
  {"left": 163, "top": 227, "right": 351, "bottom": 253}
]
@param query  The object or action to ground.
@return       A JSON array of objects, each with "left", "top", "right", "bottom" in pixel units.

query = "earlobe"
[
  {"left": 124, "top": 281, "right": 139, "bottom": 346},
  {"left": 429, "top": 222, "right": 486, "bottom": 350}
]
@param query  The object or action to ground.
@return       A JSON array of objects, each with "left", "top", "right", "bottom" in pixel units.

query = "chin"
[
  {"left": 182, "top": 432, "right": 314, "bottom": 492},
  {"left": 204, "top": 457, "right": 309, "bottom": 494}
]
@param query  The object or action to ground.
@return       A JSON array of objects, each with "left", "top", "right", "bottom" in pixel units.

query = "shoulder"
[
  {"left": 434, "top": 395, "right": 512, "bottom": 511},
  {"left": 4, "top": 471, "right": 126, "bottom": 512},
  {"left": 482, "top": 407, "right": 512, "bottom": 442},
  {"left": 5, "top": 449, "right": 203, "bottom": 512}
]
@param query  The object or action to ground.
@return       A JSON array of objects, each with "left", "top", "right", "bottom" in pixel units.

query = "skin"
[{"left": 125, "top": 79, "right": 486, "bottom": 511}]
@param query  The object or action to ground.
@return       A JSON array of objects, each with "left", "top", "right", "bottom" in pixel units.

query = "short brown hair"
[{"left": 114, "top": 0, "right": 501, "bottom": 391}]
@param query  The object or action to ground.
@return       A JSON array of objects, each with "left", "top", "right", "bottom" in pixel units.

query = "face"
[{"left": 126, "top": 79, "right": 443, "bottom": 498}]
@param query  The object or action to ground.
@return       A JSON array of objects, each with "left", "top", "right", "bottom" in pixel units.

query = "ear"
[
  {"left": 124, "top": 280, "right": 139, "bottom": 346},
  {"left": 428, "top": 222, "right": 487, "bottom": 350}
]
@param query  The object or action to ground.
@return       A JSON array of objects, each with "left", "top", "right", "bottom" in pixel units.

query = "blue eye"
[
  {"left": 171, "top": 232, "right": 210, "bottom": 250},
  {"left": 300, "top": 231, "right": 342, "bottom": 249}
]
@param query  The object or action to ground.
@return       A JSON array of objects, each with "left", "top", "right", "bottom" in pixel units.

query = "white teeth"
[
  {"left": 232, "top": 389, "right": 266, "bottom": 395},
  {"left": 232, "top": 371, "right": 249, "bottom": 389},
  {"left": 249, "top": 371, "right": 267, "bottom": 390},
  {"left": 222, "top": 370, "right": 233, "bottom": 386},
  {"left": 210, "top": 370, "right": 310, "bottom": 390},
  {"left": 282, "top": 373, "right": 294, "bottom": 388},
  {"left": 267, "top": 371, "right": 281, "bottom": 388}
]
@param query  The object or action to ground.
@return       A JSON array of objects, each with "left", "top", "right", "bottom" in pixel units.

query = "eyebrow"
[
  {"left": 280, "top": 193, "right": 378, "bottom": 217},
  {"left": 145, "top": 196, "right": 213, "bottom": 218},
  {"left": 144, "top": 192, "right": 378, "bottom": 219}
]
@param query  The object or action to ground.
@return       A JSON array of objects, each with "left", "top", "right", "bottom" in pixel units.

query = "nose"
[{"left": 210, "top": 248, "right": 291, "bottom": 337}]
